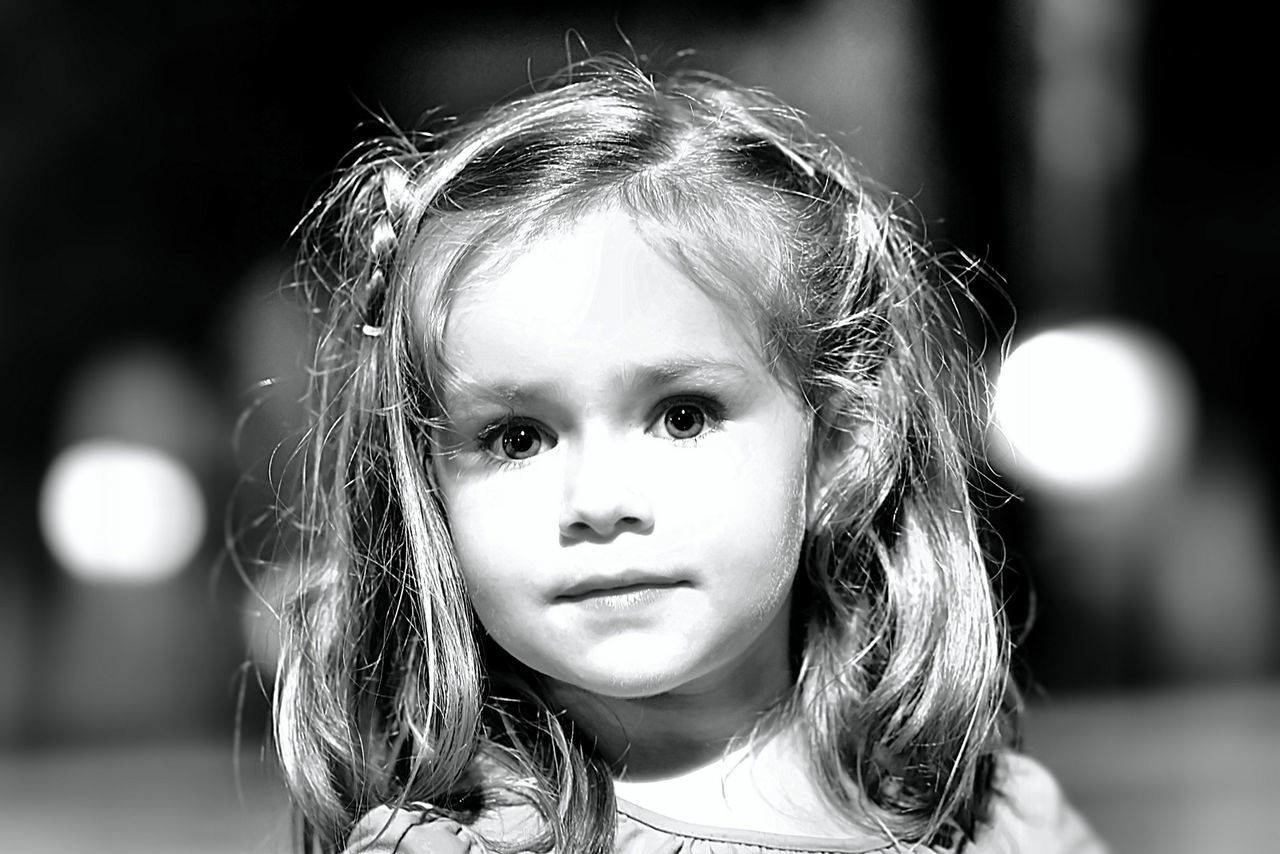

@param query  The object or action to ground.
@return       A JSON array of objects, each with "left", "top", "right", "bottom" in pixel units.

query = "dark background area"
[{"left": 1, "top": 2, "right": 1277, "bottom": 850}]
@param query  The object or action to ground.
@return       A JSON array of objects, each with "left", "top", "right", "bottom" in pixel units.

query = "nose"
[{"left": 558, "top": 434, "right": 654, "bottom": 542}]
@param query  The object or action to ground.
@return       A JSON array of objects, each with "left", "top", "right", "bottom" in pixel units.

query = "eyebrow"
[
  {"left": 444, "top": 358, "right": 754, "bottom": 414},
  {"left": 623, "top": 358, "right": 753, "bottom": 391}
]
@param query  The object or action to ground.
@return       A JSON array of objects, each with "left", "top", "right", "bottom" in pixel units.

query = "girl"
[{"left": 273, "top": 55, "right": 1104, "bottom": 853}]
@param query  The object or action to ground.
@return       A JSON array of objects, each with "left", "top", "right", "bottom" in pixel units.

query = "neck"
[
  {"left": 524, "top": 612, "right": 880, "bottom": 841},
  {"left": 545, "top": 610, "right": 795, "bottom": 780}
]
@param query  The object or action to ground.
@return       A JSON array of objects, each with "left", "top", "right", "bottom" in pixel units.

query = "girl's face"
[{"left": 429, "top": 208, "right": 812, "bottom": 701}]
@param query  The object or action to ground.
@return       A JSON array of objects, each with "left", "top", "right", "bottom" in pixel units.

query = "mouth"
[{"left": 556, "top": 574, "right": 689, "bottom": 602}]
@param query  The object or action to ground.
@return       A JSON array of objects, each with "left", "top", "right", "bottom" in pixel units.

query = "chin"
[
  {"left": 536, "top": 656, "right": 695, "bottom": 700},
  {"left": 590, "top": 679, "right": 685, "bottom": 701},
  {"left": 559, "top": 672, "right": 674, "bottom": 700}
]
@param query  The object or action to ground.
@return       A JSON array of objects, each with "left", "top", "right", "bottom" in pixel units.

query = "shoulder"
[
  {"left": 343, "top": 805, "right": 489, "bottom": 854},
  {"left": 967, "top": 753, "right": 1109, "bottom": 854}
]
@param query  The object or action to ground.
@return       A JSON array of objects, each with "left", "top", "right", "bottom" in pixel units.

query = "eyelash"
[
  {"left": 472, "top": 395, "right": 726, "bottom": 465},
  {"left": 473, "top": 418, "right": 550, "bottom": 468},
  {"left": 655, "top": 395, "right": 725, "bottom": 446}
]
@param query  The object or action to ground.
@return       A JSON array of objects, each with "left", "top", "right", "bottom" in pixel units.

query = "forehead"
[{"left": 439, "top": 208, "right": 768, "bottom": 382}]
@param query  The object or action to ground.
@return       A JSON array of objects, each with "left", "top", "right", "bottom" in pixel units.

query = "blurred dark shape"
[
  {"left": 1018, "top": 412, "right": 1278, "bottom": 690},
  {"left": 0, "top": 545, "right": 36, "bottom": 739},
  {"left": 214, "top": 253, "right": 310, "bottom": 552},
  {"left": 1140, "top": 422, "right": 1279, "bottom": 680},
  {"left": 51, "top": 344, "right": 224, "bottom": 471},
  {"left": 989, "top": 321, "right": 1278, "bottom": 690},
  {"left": 0, "top": 742, "right": 291, "bottom": 853},
  {"left": 14, "top": 343, "right": 244, "bottom": 744},
  {"left": 1026, "top": 685, "right": 1280, "bottom": 853},
  {"left": 1020, "top": 0, "right": 1143, "bottom": 315},
  {"left": 213, "top": 253, "right": 313, "bottom": 736},
  {"left": 984, "top": 0, "right": 1280, "bottom": 692},
  {"left": 32, "top": 579, "right": 241, "bottom": 742}
]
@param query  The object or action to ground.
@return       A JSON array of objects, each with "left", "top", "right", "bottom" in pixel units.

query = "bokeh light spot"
[
  {"left": 989, "top": 322, "right": 1195, "bottom": 494},
  {"left": 39, "top": 440, "right": 206, "bottom": 583}
]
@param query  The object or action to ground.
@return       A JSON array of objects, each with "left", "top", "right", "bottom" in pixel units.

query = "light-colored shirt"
[{"left": 344, "top": 753, "right": 1107, "bottom": 853}]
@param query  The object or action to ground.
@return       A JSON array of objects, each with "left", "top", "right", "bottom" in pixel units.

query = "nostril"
[
  {"left": 558, "top": 479, "right": 655, "bottom": 539},
  {"left": 560, "top": 512, "right": 652, "bottom": 542}
]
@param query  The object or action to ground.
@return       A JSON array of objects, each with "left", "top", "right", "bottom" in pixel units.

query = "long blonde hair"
[{"left": 274, "top": 55, "right": 1014, "bottom": 853}]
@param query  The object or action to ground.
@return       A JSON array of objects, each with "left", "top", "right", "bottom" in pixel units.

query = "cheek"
[
  {"left": 755, "top": 455, "right": 809, "bottom": 600},
  {"left": 753, "top": 419, "right": 812, "bottom": 589},
  {"left": 693, "top": 426, "right": 810, "bottom": 576},
  {"left": 445, "top": 507, "right": 530, "bottom": 641},
  {"left": 773, "top": 458, "right": 810, "bottom": 560},
  {"left": 732, "top": 409, "right": 810, "bottom": 526},
  {"left": 436, "top": 478, "right": 561, "bottom": 671},
  {"left": 435, "top": 450, "right": 551, "bottom": 542},
  {"left": 433, "top": 471, "right": 522, "bottom": 607},
  {"left": 435, "top": 468, "right": 573, "bottom": 646},
  {"left": 445, "top": 484, "right": 539, "bottom": 581}
]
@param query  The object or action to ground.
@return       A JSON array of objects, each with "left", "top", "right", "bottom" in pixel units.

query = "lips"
[{"left": 556, "top": 571, "right": 688, "bottom": 601}]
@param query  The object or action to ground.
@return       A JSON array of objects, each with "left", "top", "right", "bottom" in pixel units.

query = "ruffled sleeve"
[
  {"left": 970, "top": 753, "right": 1109, "bottom": 854},
  {"left": 343, "top": 805, "right": 492, "bottom": 854}
]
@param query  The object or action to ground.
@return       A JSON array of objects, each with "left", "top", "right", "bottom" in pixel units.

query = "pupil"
[
  {"left": 667, "top": 405, "right": 703, "bottom": 437},
  {"left": 503, "top": 426, "right": 539, "bottom": 458}
]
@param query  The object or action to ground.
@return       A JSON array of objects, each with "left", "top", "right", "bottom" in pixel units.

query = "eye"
[
  {"left": 660, "top": 402, "right": 710, "bottom": 440},
  {"left": 482, "top": 421, "right": 556, "bottom": 461}
]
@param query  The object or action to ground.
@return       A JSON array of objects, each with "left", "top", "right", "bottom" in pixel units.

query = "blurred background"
[{"left": 1, "top": 1, "right": 1275, "bottom": 851}]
